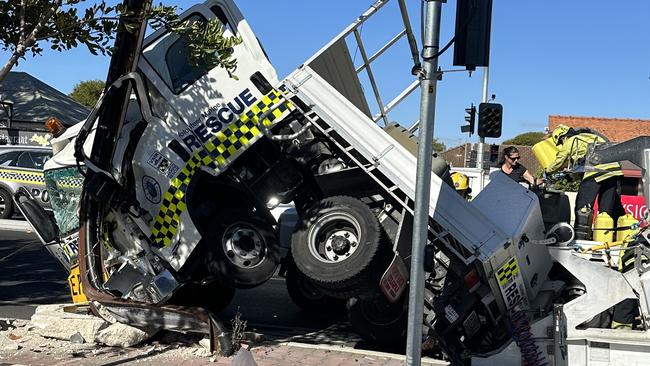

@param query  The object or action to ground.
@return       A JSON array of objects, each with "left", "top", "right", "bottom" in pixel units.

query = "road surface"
[{"left": 0, "top": 229, "right": 69, "bottom": 319}]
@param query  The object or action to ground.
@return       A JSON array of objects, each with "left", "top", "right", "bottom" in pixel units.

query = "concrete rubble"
[
  {"left": 27, "top": 304, "right": 156, "bottom": 347},
  {"left": 95, "top": 322, "right": 157, "bottom": 347},
  {"left": 29, "top": 304, "right": 107, "bottom": 342}
]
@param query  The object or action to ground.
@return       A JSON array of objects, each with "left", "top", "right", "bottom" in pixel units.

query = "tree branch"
[
  {"left": 19, "top": 0, "right": 26, "bottom": 44},
  {"left": 0, "top": 0, "right": 63, "bottom": 83}
]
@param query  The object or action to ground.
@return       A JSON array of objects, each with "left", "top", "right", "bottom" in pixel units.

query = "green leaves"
[
  {"left": 1, "top": 0, "right": 241, "bottom": 82},
  {"left": 148, "top": 5, "right": 243, "bottom": 78},
  {"left": 502, "top": 132, "right": 546, "bottom": 146},
  {"left": 69, "top": 79, "right": 105, "bottom": 108}
]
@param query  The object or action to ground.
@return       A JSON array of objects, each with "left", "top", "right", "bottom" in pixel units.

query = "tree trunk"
[{"left": 0, "top": 50, "right": 25, "bottom": 84}]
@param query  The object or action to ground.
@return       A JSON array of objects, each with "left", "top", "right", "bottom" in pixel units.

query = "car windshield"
[{"left": 44, "top": 167, "right": 84, "bottom": 236}]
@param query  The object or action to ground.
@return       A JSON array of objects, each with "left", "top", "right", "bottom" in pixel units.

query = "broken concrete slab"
[
  {"left": 95, "top": 322, "right": 157, "bottom": 348},
  {"left": 30, "top": 304, "right": 108, "bottom": 342}
]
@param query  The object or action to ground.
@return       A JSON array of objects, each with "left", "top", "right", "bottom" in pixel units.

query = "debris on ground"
[
  {"left": 0, "top": 306, "right": 445, "bottom": 365},
  {"left": 30, "top": 304, "right": 107, "bottom": 342},
  {"left": 95, "top": 322, "right": 157, "bottom": 347}
]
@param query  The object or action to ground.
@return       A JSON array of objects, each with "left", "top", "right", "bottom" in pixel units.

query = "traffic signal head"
[
  {"left": 478, "top": 102, "right": 503, "bottom": 138},
  {"left": 489, "top": 144, "right": 499, "bottom": 163},
  {"left": 461, "top": 104, "right": 476, "bottom": 135}
]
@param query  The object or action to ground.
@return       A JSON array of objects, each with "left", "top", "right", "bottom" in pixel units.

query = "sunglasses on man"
[{"left": 508, "top": 155, "right": 520, "bottom": 161}]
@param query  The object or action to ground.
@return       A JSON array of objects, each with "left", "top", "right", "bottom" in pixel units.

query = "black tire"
[
  {"left": 291, "top": 196, "right": 392, "bottom": 299},
  {"left": 169, "top": 282, "right": 235, "bottom": 313},
  {"left": 285, "top": 261, "right": 345, "bottom": 315},
  {"left": 0, "top": 189, "right": 13, "bottom": 219},
  {"left": 348, "top": 294, "right": 408, "bottom": 343},
  {"left": 204, "top": 214, "right": 281, "bottom": 289}
]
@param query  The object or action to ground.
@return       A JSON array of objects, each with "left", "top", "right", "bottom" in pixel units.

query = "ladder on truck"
[{"left": 276, "top": 0, "right": 510, "bottom": 262}]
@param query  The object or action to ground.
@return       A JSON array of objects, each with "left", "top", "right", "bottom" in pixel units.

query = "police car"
[{"left": 0, "top": 145, "right": 52, "bottom": 219}]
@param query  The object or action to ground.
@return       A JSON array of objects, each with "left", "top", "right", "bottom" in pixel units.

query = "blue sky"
[{"left": 3, "top": 0, "right": 650, "bottom": 148}]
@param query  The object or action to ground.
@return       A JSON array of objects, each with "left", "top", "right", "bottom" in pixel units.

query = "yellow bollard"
[{"left": 593, "top": 212, "right": 614, "bottom": 243}]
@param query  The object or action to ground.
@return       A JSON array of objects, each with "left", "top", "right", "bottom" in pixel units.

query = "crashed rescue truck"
[{"left": 14, "top": 0, "right": 650, "bottom": 364}]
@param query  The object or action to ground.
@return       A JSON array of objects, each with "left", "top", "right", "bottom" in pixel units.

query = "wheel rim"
[
  {"left": 0, "top": 195, "right": 5, "bottom": 215},
  {"left": 222, "top": 223, "right": 266, "bottom": 268},
  {"left": 307, "top": 211, "right": 361, "bottom": 264}
]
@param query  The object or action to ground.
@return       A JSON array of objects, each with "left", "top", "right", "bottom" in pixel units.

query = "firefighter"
[
  {"left": 547, "top": 124, "right": 632, "bottom": 329},
  {"left": 545, "top": 124, "right": 625, "bottom": 228},
  {"left": 451, "top": 172, "right": 471, "bottom": 200}
]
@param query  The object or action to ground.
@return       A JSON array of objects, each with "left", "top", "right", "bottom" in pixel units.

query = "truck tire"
[
  {"left": 205, "top": 214, "right": 281, "bottom": 289},
  {"left": 0, "top": 189, "right": 13, "bottom": 219},
  {"left": 291, "top": 196, "right": 391, "bottom": 299},
  {"left": 347, "top": 295, "right": 408, "bottom": 343},
  {"left": 285, "top": 260, "right": 345, "bottom": 315}
]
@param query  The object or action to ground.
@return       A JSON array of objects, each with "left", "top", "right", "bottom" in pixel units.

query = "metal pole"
[
  {"left": 405, "top": 1, "right": 443, "bottom": 365},
  {"left": 475, "top": 66, "right": 489, "bottom": 190}
]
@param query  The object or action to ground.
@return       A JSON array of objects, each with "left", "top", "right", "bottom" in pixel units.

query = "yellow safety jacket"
[{"left": 545, "top": 133, "right": 623, "bottom": 182}]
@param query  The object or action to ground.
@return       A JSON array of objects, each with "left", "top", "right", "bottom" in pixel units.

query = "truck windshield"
[
  {"left": 44, "top": 167, "right": 84, "bottom": 236},
  {"left": 143, "top": 14, "right": 209, "bottom": 94}
]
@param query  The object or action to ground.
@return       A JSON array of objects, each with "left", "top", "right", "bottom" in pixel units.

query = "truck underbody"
[{"left": 14, "top": 1, "right": 650, "bottom": 364}]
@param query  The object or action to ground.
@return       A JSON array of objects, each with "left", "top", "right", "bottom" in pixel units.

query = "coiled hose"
[{"left": 509, "top": 310, "right": 548, "bottom": 366}]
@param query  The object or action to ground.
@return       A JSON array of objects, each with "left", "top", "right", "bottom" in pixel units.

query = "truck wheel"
[
  {"left": 348, "top": 295, "right": 408, "bottom": 343},
  {"left": 286, "top": 261, "right": 345, "bottom": 315},
  {"left": 0, "top": 189, "right": 13, "bottom": 219},
  {"left": 205, "top": 215, "right": 281, "bottom": 289},
  {"left": 291, "top": 196, "right": 391, "bottom": 298}
]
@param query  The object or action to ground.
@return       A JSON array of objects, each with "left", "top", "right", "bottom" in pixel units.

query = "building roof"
[
  {"left": 549, "top": 115, "right": 650, "bottom": 142},
  {"left": 0, "top": 71, "right": 89, "bottom": 128}
]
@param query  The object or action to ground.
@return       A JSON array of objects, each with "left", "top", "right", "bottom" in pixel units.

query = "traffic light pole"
[
  {"left": 406, "top": 1, "right": 443, "bottom": 365},
  {"left": 475, "top": 64, "right": 490, "bottom": 188}
]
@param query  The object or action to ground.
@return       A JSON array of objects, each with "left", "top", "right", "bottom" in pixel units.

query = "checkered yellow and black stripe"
[
  {"left": 0, "top": 168, "right": 45, "bottom": 185},
  {"left": 496, "top": 257, "right": 520, "bottom": 286},
  {"left": 56, "top": 176, "right": 85, "bottom": 189},
  {"left": 150, "top": 89, "right": 292, "bottom": 247}
]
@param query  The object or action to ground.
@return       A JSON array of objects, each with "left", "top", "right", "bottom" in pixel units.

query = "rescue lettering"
[
  {"left": 504, "top": 281, "right": 523, "bottom": 308},
  {"left": 180, "top": 88, "right": 258, "bottom": 151}
]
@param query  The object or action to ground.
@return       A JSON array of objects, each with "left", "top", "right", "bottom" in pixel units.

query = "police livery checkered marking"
[
  {"left": 150, "top": 89, "right": 292, "bottom": 247},
  {"left": 0, "top": 168, "right": 45, "bottom": 185},
  {"left": 44, "top": 168, "right": 85, "bottom": 189},
  {"left": 496, "top": 257, "right": 520, "bottom": 286},
  {"left": 57, "top": 176, "right": 85, "bottom": 188}
]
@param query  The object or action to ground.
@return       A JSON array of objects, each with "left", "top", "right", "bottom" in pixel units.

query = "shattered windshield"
[{"left": 44, "top": 167, "right": 85, "bottom": 236}]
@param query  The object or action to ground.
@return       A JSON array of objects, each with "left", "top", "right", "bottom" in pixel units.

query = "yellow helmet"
[
  {"left": 451, "top": 172, "right": 469, "bottom": 191},
  {"left": 551, "top": 124, "right": 571, "bottom": 145}
]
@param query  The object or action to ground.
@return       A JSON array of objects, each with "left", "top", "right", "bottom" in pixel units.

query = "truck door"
[{"left": 138, "top": 1, "right": 279, "bottom": 154}]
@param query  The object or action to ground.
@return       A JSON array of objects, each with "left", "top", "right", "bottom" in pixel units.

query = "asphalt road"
[
  {"left": 0, "top": 227, "right": 342, "bottom": 330},
  {"left": 0, "top": 229, "right": 69, "bottom": 319}
]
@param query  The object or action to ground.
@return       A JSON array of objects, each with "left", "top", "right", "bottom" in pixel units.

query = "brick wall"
[{"left": 549, "top": 115, "right": 650, "bottom": 142}]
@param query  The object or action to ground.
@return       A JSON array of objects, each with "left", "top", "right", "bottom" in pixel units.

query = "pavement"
[
  {"left": 0, "top": 317, "right": 448, "bottom": 366},
  {"left": 1, "top": 343, "right": 447, "bottom": 366}
]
